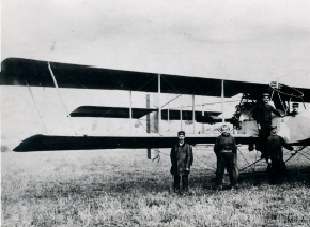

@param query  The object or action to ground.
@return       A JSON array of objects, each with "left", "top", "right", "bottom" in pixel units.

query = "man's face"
[
  {"left": 221, "top": 129, "right": 229, "bottom": 136},
  {"left": 271, "top": 128, "right": 277, "bottom": 135},
  {"left": 263, "top": 96, "right": 269, "bottom": 104},
  {"left": 178, "top": 134, "right": 185, "bottom": 143}
]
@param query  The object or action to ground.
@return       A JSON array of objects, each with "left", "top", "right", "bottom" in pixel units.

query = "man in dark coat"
[
  {"left": 170, "top": 131, "right": 193, "bottom": 194},
  {"left": 214, "top": 125, "right": 238, "bottom": 190},
  {"left": 267, "top": 125, "right": 295, "bottom": 183},
  {"left": 252, "top": 93, "right": 283, "bottom": 159}
]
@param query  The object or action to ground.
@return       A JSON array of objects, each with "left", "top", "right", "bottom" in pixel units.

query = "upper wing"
[{"left": 2, "top": 58, "right": 309, "bottom": 101}]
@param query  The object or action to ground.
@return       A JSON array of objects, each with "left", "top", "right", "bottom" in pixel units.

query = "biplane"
[{"left": 1, "top": 58, "right": 310, "bottom": 152}]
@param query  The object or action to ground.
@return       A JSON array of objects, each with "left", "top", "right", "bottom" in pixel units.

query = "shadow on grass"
[{"left": 238, "top": 165, "right": 310, "bottom": 187}]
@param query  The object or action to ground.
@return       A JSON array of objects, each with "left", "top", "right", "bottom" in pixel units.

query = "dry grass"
[{"left": 2, "top": 147, "right": 310, "bottom": 226}]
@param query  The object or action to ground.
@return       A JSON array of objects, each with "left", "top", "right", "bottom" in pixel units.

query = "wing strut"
[
  {"left": 168, "top": 102, "right": 170, "bottom": 131},
  {"left": 221, "top": 79, "right": 224, "bottom": 124},
  {"left": 129, "top": 90, "right": 132, "bottom": 133},
  {"left": 158, "top": 74, "right": 161, "bottom": 134},
  {"left": 180, "top": 95, "right": 183, "bottom": 130},
  {"left": 192, "top": 95, "right": 196, "bottom": 133},
  {"left": 202, "top": 105, "right": 204, "bottom": 134},
  {"left": 26, "top": 84, "right": 47, "bottom": 133}
]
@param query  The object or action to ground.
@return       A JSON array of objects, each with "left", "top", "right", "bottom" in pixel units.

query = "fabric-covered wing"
[
  {"left": 2, "top": 58, "right": 309, "bottom": 101},
  {"left": 156, "top": 109, "right": 221, "bottom": 122},
  {"left": 0, "top": 58, "right": 266, "bottom": 97},
  {"left": 13, "top": 134, "right": 260, "bottom": 152},
  {"left": 70, "top": 106, "right": 157, "bottom": 118},
  {"left": 70, "top": 107, "right": 222, "bottom": 121}
]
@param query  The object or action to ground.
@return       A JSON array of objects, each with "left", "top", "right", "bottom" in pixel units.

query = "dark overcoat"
[
  {"left": 170, "top": 143, "right": 193, "bottom": 176},
  {"left": 214, "top": 134, "right": 237, "bottom": 154},
  {"left": 252, "top": 104, "right": 281, "bottom": 126}
]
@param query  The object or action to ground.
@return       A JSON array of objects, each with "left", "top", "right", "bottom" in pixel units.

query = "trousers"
[
  {"left": 215, "top": 151, "right": 237, "bottom": 186},
  {"left": 173, "top": 175, "right": 188, "bottom": 192},
  {"left": 267, "top": 159, "right": 287, "bottom": 182}
]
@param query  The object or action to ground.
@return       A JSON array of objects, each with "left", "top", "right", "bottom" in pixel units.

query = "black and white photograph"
[{"left": 1, "top": 0, "right": 310, "bottom": 226}]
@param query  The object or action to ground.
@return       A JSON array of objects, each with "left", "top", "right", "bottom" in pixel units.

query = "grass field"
[{"left": 2, "top": 146, "right": 310, "bottom": 226}]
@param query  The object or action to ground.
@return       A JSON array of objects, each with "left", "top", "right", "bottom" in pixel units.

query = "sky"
[{"left": 2, "top": 0, "right": 310, "bottom": 88}]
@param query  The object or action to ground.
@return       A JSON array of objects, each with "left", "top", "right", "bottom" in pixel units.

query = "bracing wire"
[
  {"left": 48, "top": 68, "right": 227, "bottom": 136},
  {"left": 237, "top": 147, "right": 255, "bottom": 172},
  {"left": 276, "top": 90, "right": 287, "bottom": 115},
  {"left": 48, "top": 62, "right": 77, "bottom": 135},
  {"left": 151, "top": 149, "right": 216, "bottom": 171},
  {"left": 25, "top": 78, "right": 48, "bottom": 133},
  {"left": 270, "top": 87, "right": 304, "bottom": 98}
]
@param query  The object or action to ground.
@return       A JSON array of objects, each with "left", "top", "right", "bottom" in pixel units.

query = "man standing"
[
  {"left": 214, "top": 125, "right": 238, "bottom": 190},
  {"left": 170, "top": 131, "right": 193, "bottom": 194},
  {"left": 252, "top": 93, "right": 283, "bottom": 159},
  {"left": 267, "top": 126, "right": 294, "bottom": 183}
]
